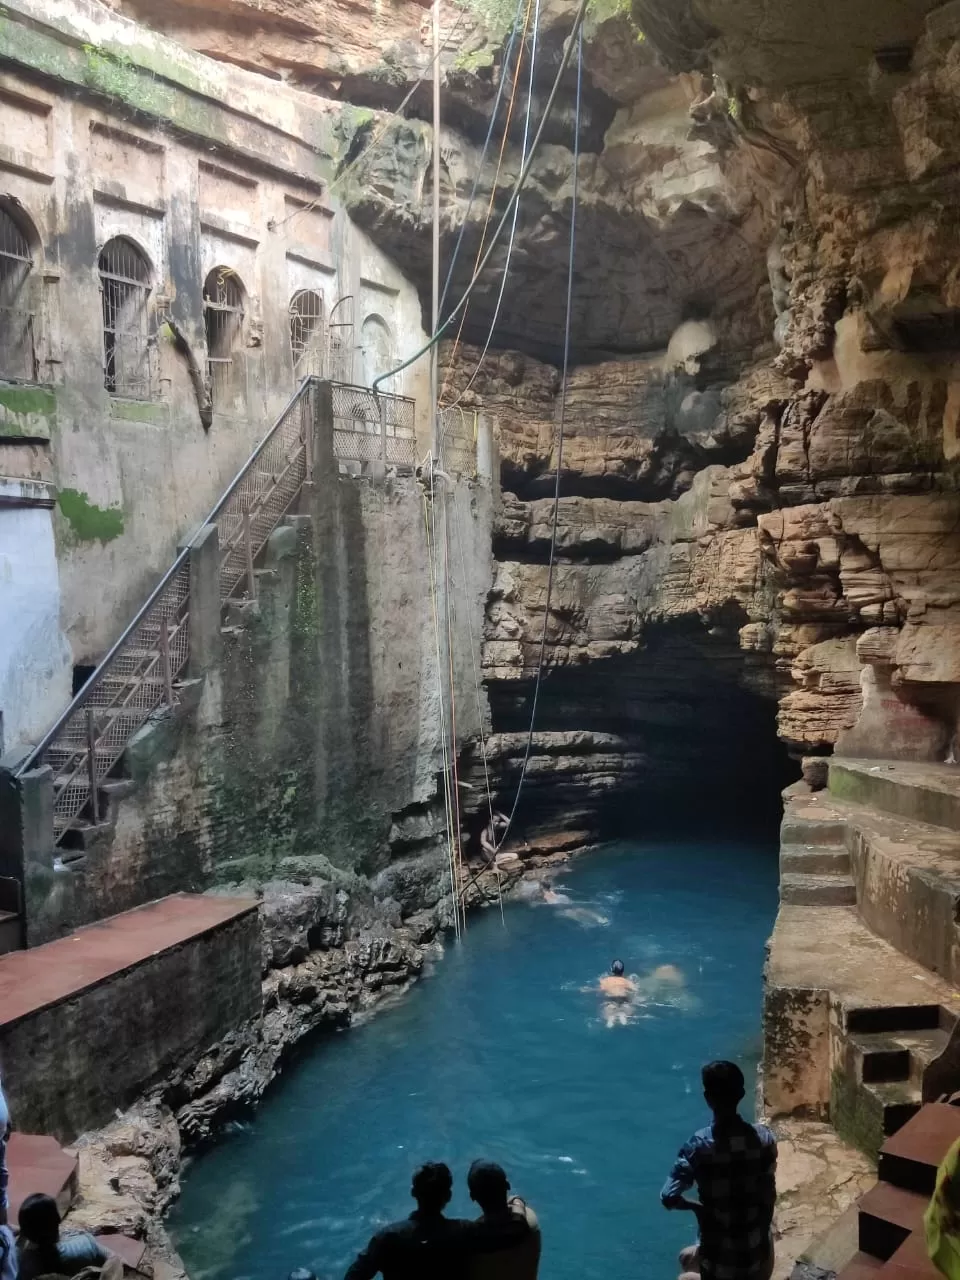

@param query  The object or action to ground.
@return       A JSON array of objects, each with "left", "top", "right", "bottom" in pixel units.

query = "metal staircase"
[{"left": 17, "top": 377, "right": 417, "bottom": 848}]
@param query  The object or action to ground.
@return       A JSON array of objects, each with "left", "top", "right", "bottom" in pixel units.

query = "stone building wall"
[
  {"left": 0, "top": 0, "right": 429, "bottom": 753},
  {"left": 18, "top": 460, "right": 494, "bottom": 944}
]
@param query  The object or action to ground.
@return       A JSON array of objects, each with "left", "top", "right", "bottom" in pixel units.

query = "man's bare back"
[{"left": 598, "top": 974, "right": 636, "bottom": 1000}]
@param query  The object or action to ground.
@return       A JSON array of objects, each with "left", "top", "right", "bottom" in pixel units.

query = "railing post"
[
  {"left": 159, "top": 616, "right": 175, "bottom": 707},
  {"left": 0, "top": 760, "right": 53, "bottom": 947},
  {"left": 181, "top": 524, "right": 222, "bottom": 678},
  {"left": 313, "top": 380, "right": 335, "bottom": 475},
  {"left": 86, "top": 705, "right": 99, "bottom": 824},
  {"left": 379, "top": 397, "right": 388, "bottom": 466},
  {"left": 243, "top": 511, "right": 257, "bottom": 600}
]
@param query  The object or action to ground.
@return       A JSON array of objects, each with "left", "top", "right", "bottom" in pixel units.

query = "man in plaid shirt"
[{"left": 661, "top": 1061, "right": 777, "bottom": 1280}]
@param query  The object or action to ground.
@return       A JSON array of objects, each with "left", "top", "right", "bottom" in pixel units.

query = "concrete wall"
[
  {"left": 0, "top": 481, "right": 71, "bottom": 748},
  {"left": 0, "top": 905, "right": 260, "bottom": 1140},
  {"left": 22, "top": 466, "right": 495, "bottom": 941},
  {"left": 0, "top": 0, "right": 429, "bottom": 751}
]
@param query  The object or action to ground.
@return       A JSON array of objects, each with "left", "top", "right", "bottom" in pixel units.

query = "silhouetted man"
[
  {"left": 466, "top": 1160, "right": 540, "bottom": 1280},
  {"left": 344, "top": 1163, "right": 465, "bottom": 1280},
  {"left": 661, "top": 1061, "right": 777, "bottom": 1280}
]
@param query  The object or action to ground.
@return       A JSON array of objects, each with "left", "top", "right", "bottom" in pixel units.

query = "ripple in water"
[{"left": 169, "top": 838, "right": 778, "bottom": 1280}]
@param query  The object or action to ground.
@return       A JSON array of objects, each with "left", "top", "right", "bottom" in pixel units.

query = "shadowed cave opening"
[{"left": 482, "top": 622, "right": 800, "bottom": 844}]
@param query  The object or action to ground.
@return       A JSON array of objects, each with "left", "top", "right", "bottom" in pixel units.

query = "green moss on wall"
[
  {"left": 58, "top": 488, "right": 125, "bottom": 543},
  {"left": 0, "top": 384, "right": 56, "bottom": 440}
]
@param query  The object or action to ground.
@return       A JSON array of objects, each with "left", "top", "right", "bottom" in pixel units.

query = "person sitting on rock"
[
  {"left": 0, "top": 1071, "right": 9, "bottom": 1229},
  {"left": 344, "top": 1162, "right": 467, "bottom": 1280},
  {"left": 661, "top": 1061, "right": 777, "bottom": 1280},
  {"left": 465, "top": 1160, "right": 540, "bottom": 1280},
  {"left": 16, "top": 1193, "right": 119, "bottom": 1280}
]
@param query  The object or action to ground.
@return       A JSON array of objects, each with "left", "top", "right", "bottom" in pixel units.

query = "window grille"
[
  {"left": 204, "top": 267, "right": 245, "bottom": 409},
  {"left": 0, "top": 204, "right": 38, "bottom": 383},
  {"left": 328, "top": 294, "right": 356, "bottom": 385},
  {"left": 289, "top": 289, "right": 325, "bottom": 381},
  {"left": 99, "top": 237, "right": 153, "bottom": 398}
]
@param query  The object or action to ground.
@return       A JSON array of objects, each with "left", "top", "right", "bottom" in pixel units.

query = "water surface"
[{"left": 170, "top": 838, "right": 777, "bottom": 1280}]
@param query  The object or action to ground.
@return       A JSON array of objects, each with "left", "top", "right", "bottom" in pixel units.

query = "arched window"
[
  {"left": 360, "top": 314, "right": 394, "bottom": 390},
  {"left": 99, "top": 237, "right": 152, "bottom": 397},
  {"left": 203, "top": 267, "right": 245, "bottom": 409},
  {"left": 0, "top": 201, "right": 38, "bottom": 383},
  {"left": 289, "top": 289, "right": 325, "bottom": 381}
]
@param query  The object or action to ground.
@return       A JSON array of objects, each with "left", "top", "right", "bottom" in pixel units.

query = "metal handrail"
[{"left": 18, "top": 377, "right": 315, "bottom": 776}]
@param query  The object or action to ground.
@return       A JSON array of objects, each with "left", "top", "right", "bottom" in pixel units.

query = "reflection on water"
[{"left": 169, "top": 839, "right": 778, "bottom": 1280}]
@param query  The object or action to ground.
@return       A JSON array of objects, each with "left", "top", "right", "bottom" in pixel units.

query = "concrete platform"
[
  {"left": 6, "top": 1132, "right": 79, "bottom": 1225},
  {"left": 830, "top": 759, "right": 960, "bottom": 833},
  {"left": 0, "top": 893, "right": 261, "bottom": 1140},
  {"left": 763, "top": 904, "right": 960, "bottom": 1132},
  {"left": 0, "top": 894, "right": 257, "bottom": 1030}
]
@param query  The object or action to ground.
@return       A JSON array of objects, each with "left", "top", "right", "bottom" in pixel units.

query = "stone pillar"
[
  {"left": 312, "top": 379, "right": 335, "bottom": 477},
  {"left": 183, "top": 524, "right": 222, "bottom": 676},
  {"left": 477, "top": 412, "right": 499, "bottom": 494},
  {"left": 0, "top": 762, "right": 54, "bottom": 945}
]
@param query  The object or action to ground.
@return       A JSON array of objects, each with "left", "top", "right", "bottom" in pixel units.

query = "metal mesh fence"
[
  {"left": 28, "top": 376, "right": 419, "bottom": 844},
  {"left": 332, "top": 383, "right": 417, "bottom": 469},
  {"left": 438, "top": 408, "right": 477, "bottom": 478},
  {"left": 47, "top": 562, "right": 191, "bottom": 840}
]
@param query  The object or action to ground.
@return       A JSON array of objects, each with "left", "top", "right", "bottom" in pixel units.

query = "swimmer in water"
[
  {"left": 597, "top": 959, "right": 638, "bottom": 1028},
  {"left": 560, "top": 905, "right": 610, "bottom": 928},
  {"left": 541, "top": 880, "right": 571, "bottom": 905}
]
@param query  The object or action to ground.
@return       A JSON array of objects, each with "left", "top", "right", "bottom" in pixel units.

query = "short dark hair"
[
  {"left": 411, "top": 1162, "right": 453, "bottom": 1212},
  {"left": 702, "top": 1060, "right": 745, "bottom": 1106},
  {"left": 611, "top": 960, "right": 625, "bottom": 976},
  {"left": 467, "top": 1159, "right": 510, "bottom": 1210},
  {"left": 18, "top": 1193, "right": 61, "bottom": 1246}
]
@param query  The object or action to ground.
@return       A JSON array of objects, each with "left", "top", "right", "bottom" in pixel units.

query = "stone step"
[
  {"left": 858, "top": 1183, "right": 926, "bottom": 1261},
  {"left": 781, "top": 812, "right": 849, "bottom": 847},
  {"left": 780, "top": 871, "right": 857, "bottom": 906},
  {"left": 838, "top": 1251, "right": 885, "bottom": 1280},
  {"left": 780, "top": 842, "right": 851, "bottom": 874},
  {"left": 833, "top": 1076, "right": 922, "bottom": 1160},
  {"left": 830, "top": 758, "right": 960, "bottom": 833},
  {"left": 878, "top": 1102, "right": 960, "bottom": 1196},
  {"left": 887, "top": 1226, "right": 944, "bottom": 1278},
  {"left": 847, "top": 1006, "right": 946, "bottom": 1035},
  {"left": 847, "top": 1028, "right": 950, "bottom": 1087}
]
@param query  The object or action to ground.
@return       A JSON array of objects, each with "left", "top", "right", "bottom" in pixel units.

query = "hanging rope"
[
  {"left": 372, "top": 0, "right": 591, "bottom": 397},
  {"left": 438, "top": 0, "right": 526, "bottom": 319},
  {"left": 495, "top": 21, "right": 583, "bottom": 849},
  {"left": 441, "top": 0, "right": 542, "bottom": 412},
  {"left": 437, "top": 0, "right": 535, "bottom": 409}
]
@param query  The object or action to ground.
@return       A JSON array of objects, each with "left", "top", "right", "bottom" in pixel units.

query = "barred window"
[
  {"left": 289, "top": 289, "right": 325, "bottom": 381},
  {"left": 99, "top": 237, "right": 153, "bottom": 398},
  {"left": 0, "top": 202, "right": 38, "bottom": 383},
  {"left": 203, "top": 266, "right": 245, "bottom": 410}
]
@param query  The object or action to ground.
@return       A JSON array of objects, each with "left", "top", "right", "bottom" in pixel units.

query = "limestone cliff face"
[{"left": 103, "top": 0, "right": 960, "bottom": 837}]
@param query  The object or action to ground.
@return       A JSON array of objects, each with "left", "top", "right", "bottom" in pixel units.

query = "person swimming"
[{"left": 597, "top": 960, "right": 638, "bottom": 1028}]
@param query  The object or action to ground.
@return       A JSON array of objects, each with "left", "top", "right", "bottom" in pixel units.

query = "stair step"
[
  {"left": 780, "top": 871, "right": 857, "bottom": 906},
  {"left": 780, "top": 843, "right": 851, "bottom": 874},
  {"left": 879, "top": 1102, "right": 960, "bottom": 1194},
  {"left": 849, "top": 1033, "right": 912, "bottom": 1085},
  {"left": 870, "top": 1081, "right": 923, "bottom": 1137},
  {"left": 848, "top": 1006, "right": 944, "bottom": 1035},
  {"left": 887, "top": 1229, "right": 944, "bottom": 1279},
  {"left": 858, "top": 1184, "right": 927, "bottom": 1260},
  {"left": 781, "top": 815, "right": 849, "bottom": 846},
  {"left": 838, "top": 1250, "right": 886, "bottom": 1280},
  {"left": 830, "top": 759, "right": 960, "bottom": 834}
]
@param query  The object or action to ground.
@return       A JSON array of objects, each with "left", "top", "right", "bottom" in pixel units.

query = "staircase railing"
[{"left": 19, "top": 377, "right": 415, "bottom": 847}]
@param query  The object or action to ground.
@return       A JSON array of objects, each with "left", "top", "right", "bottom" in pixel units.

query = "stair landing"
[
  {"left": 0, "top": 893, "right": 257, "bottom": 1030},
  {"left": 830, "top": 759, "right": 960, "bottom": 833}
]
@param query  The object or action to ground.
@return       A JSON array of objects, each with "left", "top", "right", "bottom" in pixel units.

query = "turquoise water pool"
[{"left": 170, "top": 838, "right": 778, "bottom": 1280}]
